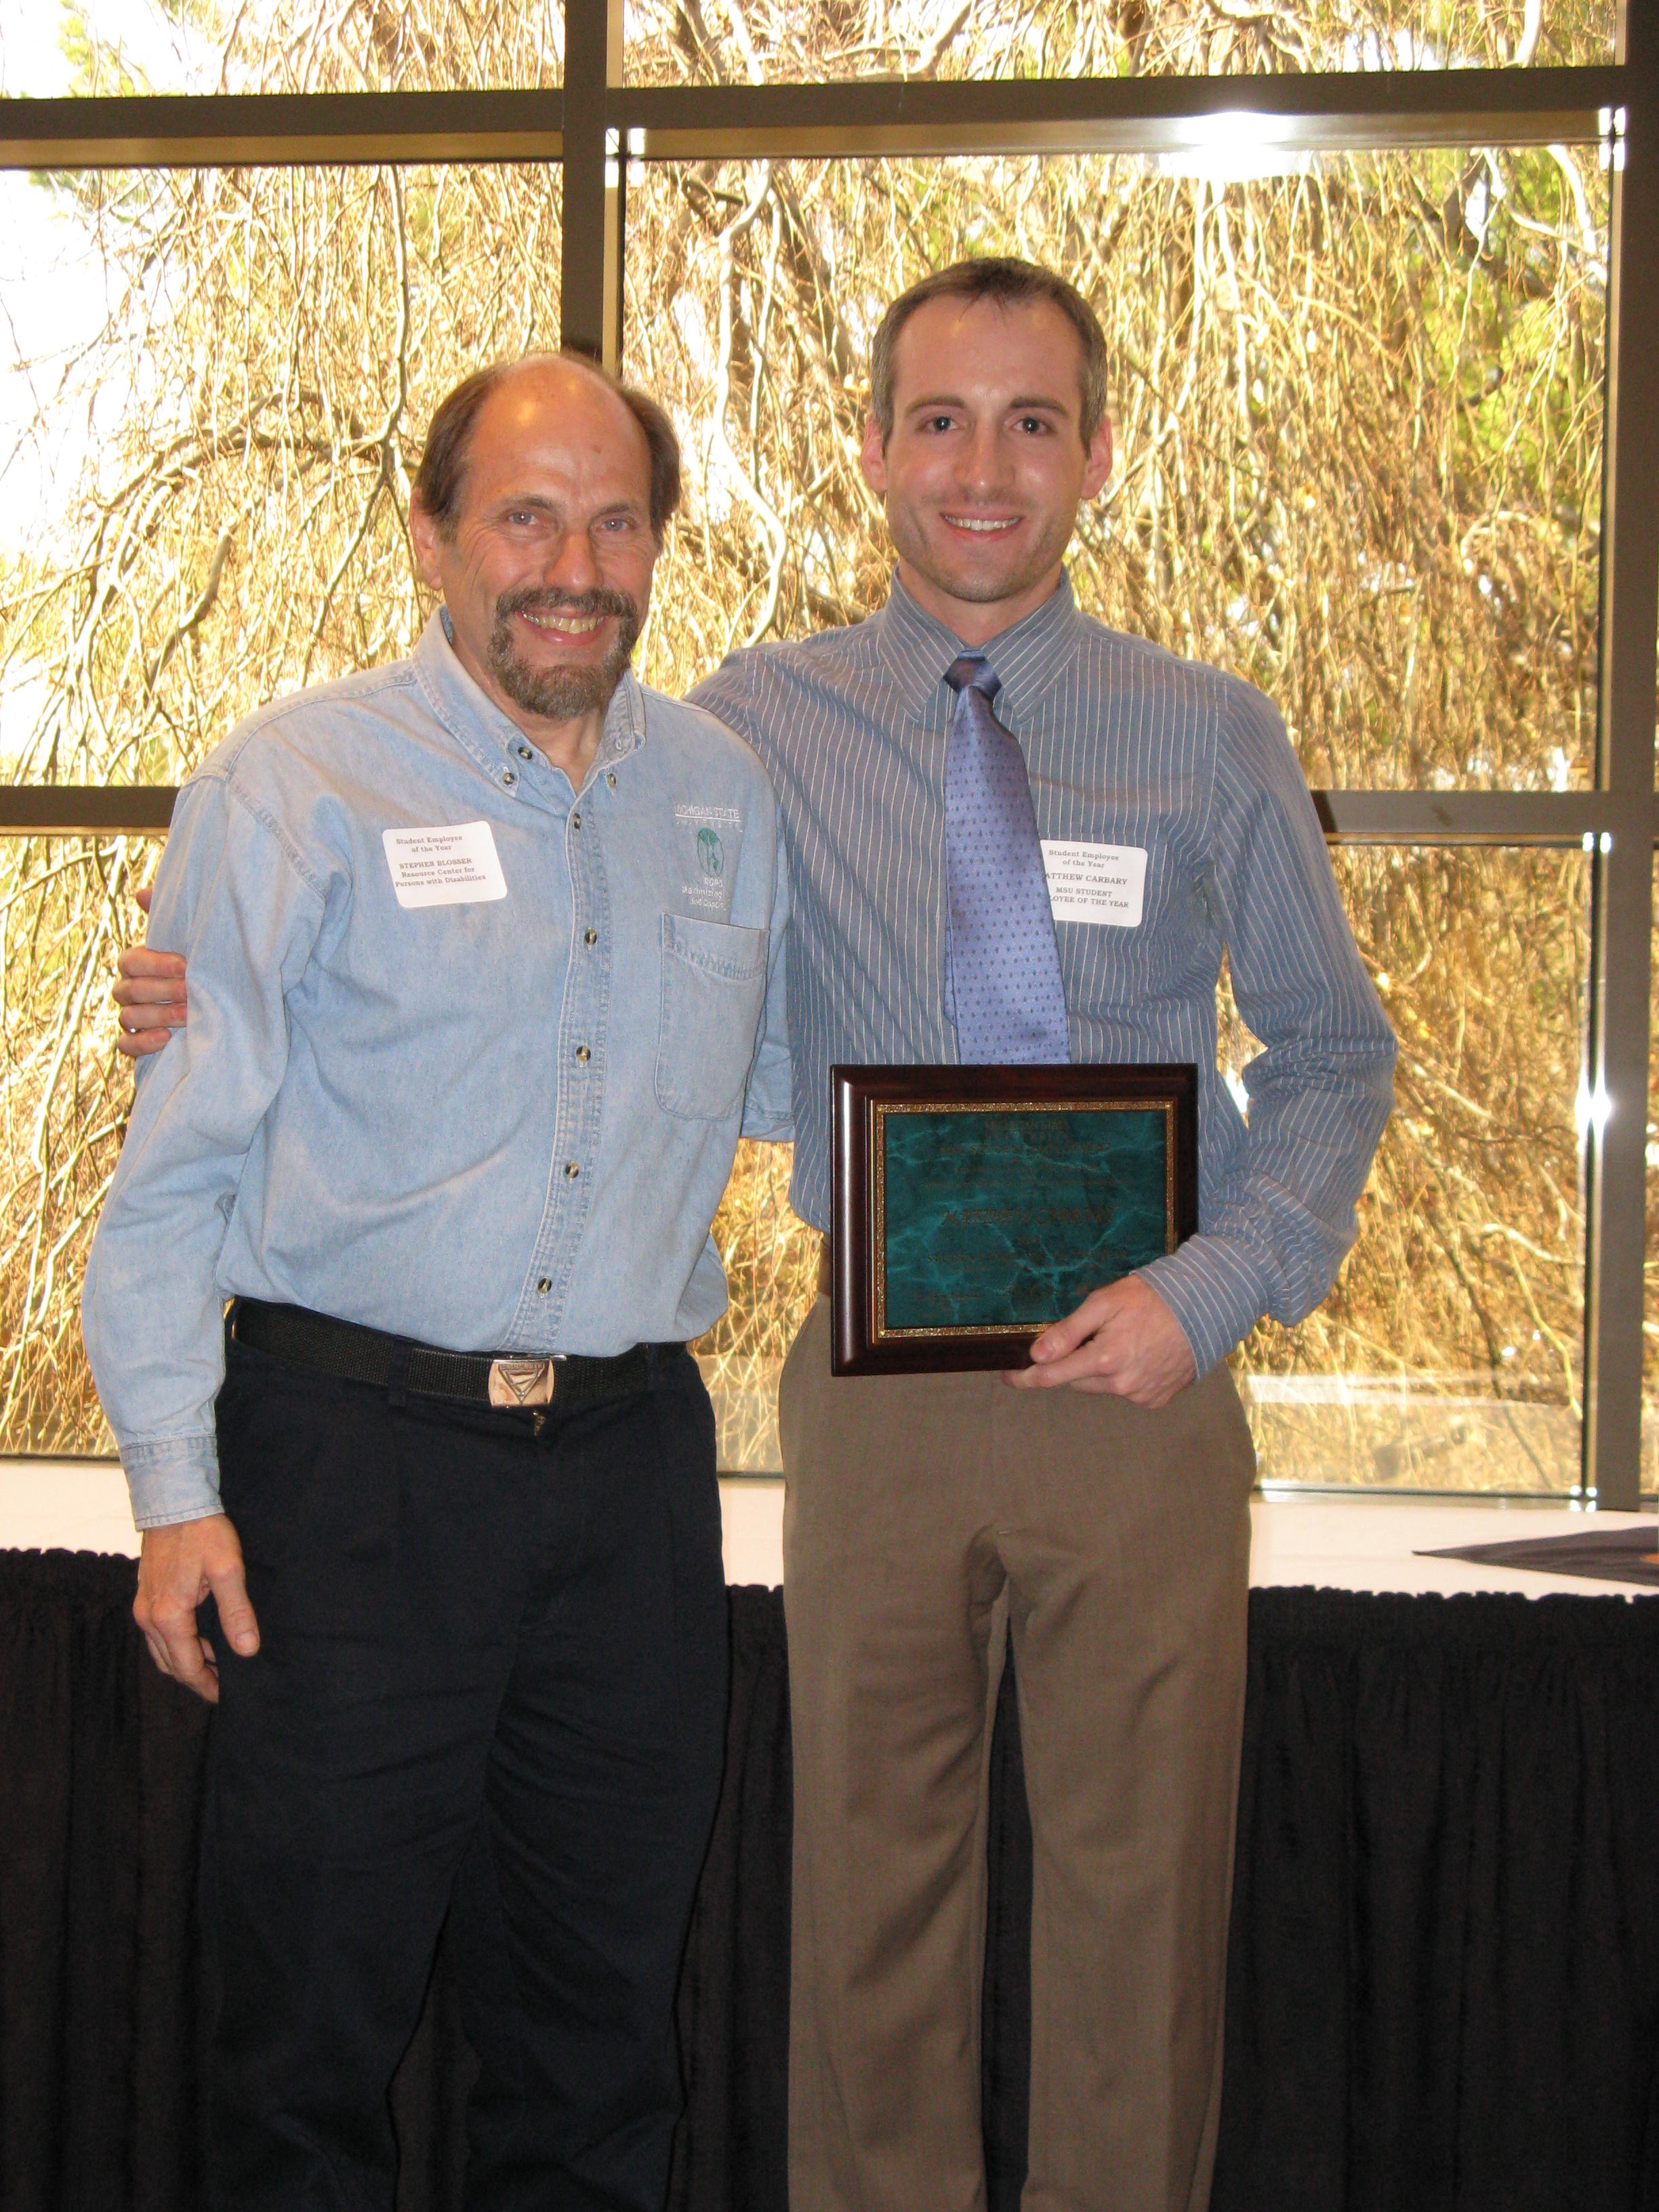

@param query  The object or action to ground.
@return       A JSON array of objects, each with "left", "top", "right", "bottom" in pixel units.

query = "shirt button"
[
  {"left": 502, "top": 769, "right": 516, "bottom": 787},
  {"left": 572, "top": 812, "right": 581, "bottom": 830},
  {"left": 516, "top": 744, "right": 533, "bottom": 762},
  {"left": 537, "top": 1277, "right": 552, "bottom": 1294},
  {"left": 563, "top": 1162, "right": 580, "bottom": 1180},
  {"left": 583, "top": 927, "right": 598, "bottom": 946},
  {"left": 575, "top": 1044, "right": 591, "bottom": 1063},
  {"left": 607, "top": 772, "right": 617, "bottom": 788}
]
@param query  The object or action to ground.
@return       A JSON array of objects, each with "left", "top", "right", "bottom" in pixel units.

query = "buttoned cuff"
[
  {"left": 1136, "top": 1235, "right": 1272, "bottom": 1380},
  {"left": 119, "top": 1435, "right": 223, "bottom": 1531}
]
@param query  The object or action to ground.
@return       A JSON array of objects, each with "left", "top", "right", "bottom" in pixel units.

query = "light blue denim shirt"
[{"left": 83, "top": 613, "right": 792, "bottom": 1528}]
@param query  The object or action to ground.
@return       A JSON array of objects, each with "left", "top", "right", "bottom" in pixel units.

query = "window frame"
[{"left": 1, "top": 0, "right": 1653, "bottom": 1504}]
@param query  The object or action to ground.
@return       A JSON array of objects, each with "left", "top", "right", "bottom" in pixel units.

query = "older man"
[{"left": 85, "top": 354, "right": 790, "bottom": 2212}]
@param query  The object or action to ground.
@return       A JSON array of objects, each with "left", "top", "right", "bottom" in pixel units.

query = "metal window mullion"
[
  {"left": 1582, "top": 12, "right": 1659, "bottom": 1514},
  {"left": 613, "top": 67, "right": 1626, "bottom": 161},
  {"left": 560, "top": 0, "right": 623, "bottom": 366},
  {"left": 0, "top": 89, "right": 565, "bottom": 169},
  {"left": 0, "top": 792, "right": 178, "bottom": 834},
  {"left": 0, "top": 65, "right": 1627, "bottom": 171},
  {"left": 1312, "top": 792, "right": 1616, "bottom": 844}
]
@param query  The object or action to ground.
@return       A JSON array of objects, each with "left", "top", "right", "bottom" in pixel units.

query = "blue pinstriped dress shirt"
[{"left": 690, "top": 571, "right": 1396, "bottom": 1379}]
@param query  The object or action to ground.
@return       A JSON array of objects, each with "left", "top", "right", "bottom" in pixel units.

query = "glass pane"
[
  {"left": 694, "top": 1140, "right": 816, "bottom": 1473},
  {"left": 0, "top": 0, "right": 560, "bottom": 97},
  {"left": 1235, "top": 846, "right": 1589, "bottom": 1492},
  {"left": 0, "top": 835, "right": 159, "bottom": 1457},
  {"left": 624, "top": 0, "right": 1613, "bottom": 83},
  {"left": 1, "top": 164, "right": 560, "bottom": 784},
  {"left": 626, "top": 150, "right": 1605, "bottom": 791}
]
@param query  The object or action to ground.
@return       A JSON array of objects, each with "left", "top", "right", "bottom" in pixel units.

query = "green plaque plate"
[{"left": 830, "top": 1063, "right": 1198, "bottom": 1376}]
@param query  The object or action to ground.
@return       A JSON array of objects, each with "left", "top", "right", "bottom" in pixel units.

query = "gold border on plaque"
[{"left": 869, "top": 1097, "right": 1181, "bottom": 1344}]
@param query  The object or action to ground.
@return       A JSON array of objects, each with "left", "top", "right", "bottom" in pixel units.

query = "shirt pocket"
[{"left": 655, "top": 914, "right": 769, "bottom": 1121}]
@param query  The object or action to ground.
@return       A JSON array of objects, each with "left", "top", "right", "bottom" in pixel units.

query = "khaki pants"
[{"left": 777, "top": 1296, "right": 1255, "bottom": 2212}]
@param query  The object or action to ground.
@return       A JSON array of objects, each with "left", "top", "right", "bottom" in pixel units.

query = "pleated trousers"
[{"left": 778, "top": 1294, "right": 1255, "bottom": 2212}]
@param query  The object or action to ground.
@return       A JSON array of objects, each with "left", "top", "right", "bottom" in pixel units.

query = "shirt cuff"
[
  {"left": 739, "top": 1101, "right": 795, "bottom": 1141},
  {"left": 1136, "top": 1235, "right": 1272, "bottom": 1380},
  {"left": 119, "top": 1435, "right": 223, "bottom": 1531}
]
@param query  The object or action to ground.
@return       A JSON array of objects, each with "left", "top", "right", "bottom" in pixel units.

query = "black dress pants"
[{"left": 201, "top": 1332, "right": 729, "bottom": 2212}]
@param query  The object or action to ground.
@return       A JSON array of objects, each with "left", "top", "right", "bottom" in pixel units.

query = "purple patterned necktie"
[{"left": 943, "top": 653, "right": 1071, "bottom": 1065}]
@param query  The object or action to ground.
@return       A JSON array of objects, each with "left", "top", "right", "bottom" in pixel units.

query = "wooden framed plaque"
[{"left": 830, "top": 1063, "right": 1199, "bottom": 1377}]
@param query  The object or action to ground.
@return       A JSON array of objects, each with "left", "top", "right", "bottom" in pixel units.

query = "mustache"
[{"left": 494, "top": 585, "right": 638, "bottom": 625}]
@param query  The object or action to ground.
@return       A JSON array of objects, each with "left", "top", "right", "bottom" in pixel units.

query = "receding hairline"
[
  {"left": 412, "top": 348, "right": 682, "bottom": 541},
  {"left": 451, "top": 354, "right": 654, "bottom": 466}
]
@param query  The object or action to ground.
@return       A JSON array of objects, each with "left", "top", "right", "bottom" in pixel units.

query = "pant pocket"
[
  {"left": 1211, "top": 1364, "right": 1258, "bottom": 1492},
  {"left": 775, "top": 1297, "right": 829, "bottom": 1482}
]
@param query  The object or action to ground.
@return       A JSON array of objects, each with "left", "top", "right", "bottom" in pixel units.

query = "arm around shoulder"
[{"left": 114, "top": 884, "right": 188, "bottom": 1057}]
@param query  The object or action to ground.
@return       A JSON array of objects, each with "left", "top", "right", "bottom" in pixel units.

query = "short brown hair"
[
  {"left": 412, "top": 354, "right": 682, "bottom": 541},
  {"left": 869, "top": 258, "right": 1109, "bottom": 449}
]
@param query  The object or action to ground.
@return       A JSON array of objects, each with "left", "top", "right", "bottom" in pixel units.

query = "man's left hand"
[{"left": 1002, "top": 1274, "right": 1196, "bottom": 1406}]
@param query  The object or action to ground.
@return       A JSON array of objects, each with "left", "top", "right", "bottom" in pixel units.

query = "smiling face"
[
  {"left": 860, "top": 294, "right": 1113, "bottom": 646},
  {"left": 410, "top": 359, "right": 659, "bottom": 770}
]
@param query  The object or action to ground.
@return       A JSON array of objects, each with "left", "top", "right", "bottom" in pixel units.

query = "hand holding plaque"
[
  {"left": 830, "top": 1063, "right": 1199, "bottom": 1377},
  {"left": 1010, "top": 1271, "right": 1197, "bottom": 1406}
]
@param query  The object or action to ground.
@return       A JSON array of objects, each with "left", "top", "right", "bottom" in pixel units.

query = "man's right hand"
[
  {"left": 115, "top": 882, "right": 187, "bottom": 1058},
  {"left": 134, "top": 1512, "right": 260, "bottom": 1703}
]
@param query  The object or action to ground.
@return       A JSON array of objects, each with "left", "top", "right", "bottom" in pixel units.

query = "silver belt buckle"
[{"left": 488, "top": 1357, "right": 557, "bottom": 1409}]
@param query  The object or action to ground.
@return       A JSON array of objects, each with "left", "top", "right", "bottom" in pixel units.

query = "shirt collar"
[
  {"left": 870, "top": 569, "right": 1084, "bottom": 732},
  {"left": 413, "top": 609, "right": 646, "bottom": 790}
]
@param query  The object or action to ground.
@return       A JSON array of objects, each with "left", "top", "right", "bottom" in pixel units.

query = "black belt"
[{"left": 230, "top": 1298, "right": 658, "bottom": 1415}]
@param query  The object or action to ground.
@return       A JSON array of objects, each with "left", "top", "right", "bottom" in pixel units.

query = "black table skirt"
[{"left": 3, "top": 1550, "right": 1657, "bottom": 2212}]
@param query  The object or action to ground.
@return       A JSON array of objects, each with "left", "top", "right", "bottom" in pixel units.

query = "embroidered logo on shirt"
[{"left": 674, "top": 803, "right": 741, "bottom": 914}]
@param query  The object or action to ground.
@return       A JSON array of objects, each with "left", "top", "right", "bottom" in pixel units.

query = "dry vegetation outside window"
[
  {"left": 623, "top": 0, "right": 1614, "bottom": 81},
  {"left": 1, "top": 148, "right": 564, "bottom": 1450},
  {"left": 0, "top": 0, "right": 1630, "bottom": 1486},
  {"left": 626, "top": 134, "right": 1605, "bottom": 1484}
]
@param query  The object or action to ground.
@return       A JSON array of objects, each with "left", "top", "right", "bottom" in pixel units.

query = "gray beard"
[{"left": 487, "top": 588, "right": 642, "bottom": 722}]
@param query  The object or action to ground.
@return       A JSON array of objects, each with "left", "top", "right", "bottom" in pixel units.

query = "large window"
[
  {"left": 1, "top": 0, "right": 1653, "bottom": 1500},
  {"left": 628, "top": 148, "right": 1606, "bottom": 796}
]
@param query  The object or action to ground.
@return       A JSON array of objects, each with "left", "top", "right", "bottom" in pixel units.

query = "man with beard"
[{"left": 83, "top": 352, "right": 790, "bottom": 2212}]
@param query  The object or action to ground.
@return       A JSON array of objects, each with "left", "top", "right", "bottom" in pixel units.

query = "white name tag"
[
  {"left": 1041, "top": 840, "right": 1148, "bottom": 927},
  {"left": 382, "top": 821, "right": 508, "bottom": 909}
]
